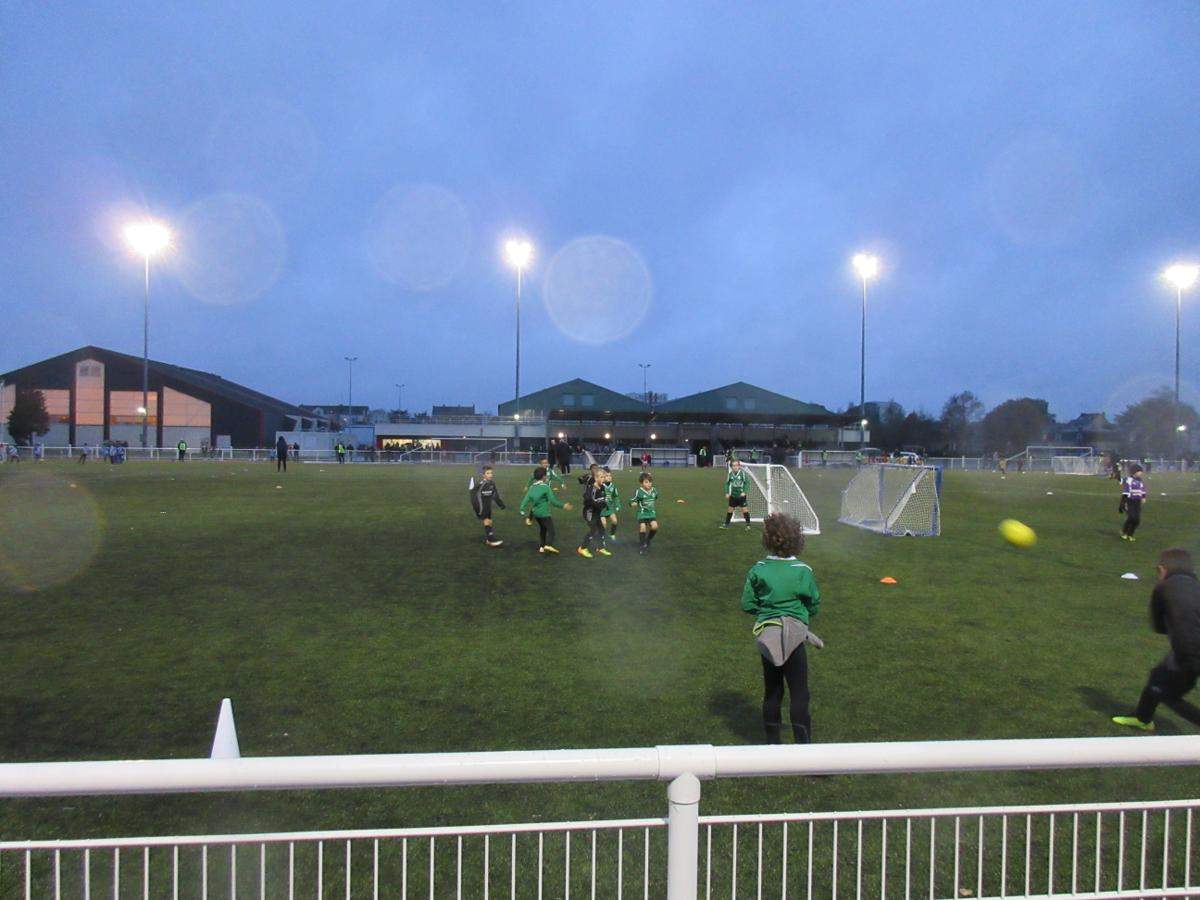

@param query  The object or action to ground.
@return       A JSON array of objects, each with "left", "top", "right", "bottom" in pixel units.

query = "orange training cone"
[{"left": 879, "top": 577, "right": 898, "bottom": 584}]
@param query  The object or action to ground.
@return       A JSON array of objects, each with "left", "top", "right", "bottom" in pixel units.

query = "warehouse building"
[{"left": 0, "top": 346, "right": 318, "bottom": 449}]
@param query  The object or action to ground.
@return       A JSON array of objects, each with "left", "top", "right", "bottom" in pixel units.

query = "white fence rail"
[{"left": 1, "top": 727, "right": 1199, "bottom": 899}]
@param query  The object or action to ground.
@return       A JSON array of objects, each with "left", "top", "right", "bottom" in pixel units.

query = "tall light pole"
[
  {"left": 504, "top": 239, "right": 534, "bottom": 411},
  {"left": 344, "top": 356, "right": 358, "bottom": 425},
  {"left": 123, "top": 219, "right": 172, "bottom": 448},
  {"left": 1164, "top": 264, "right": 1199, "bottom": 406},
  {"left": 638, "top": 363, "right": 652, "bottom": 406},
  {"left": 395, "top": 383, "right": 404, "bottom": 414},
  {"left": 852, "top": 253, "right": 880, "bottom": 448}
]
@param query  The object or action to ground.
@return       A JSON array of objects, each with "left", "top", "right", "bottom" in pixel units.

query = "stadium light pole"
[
  {"left": 395, "top": 383, "right": 404, "bottom": 415},
  {"left": 344, "top": 356, "right": 358, "bottom": 425},
  {"left": 1164, "top": 264, "right": 1199, "bottom": 406},
  {"left": 123, "top": 220, "right": 172, "bottom": 449},
  {"left": 504, "top": 239, "right": 534, "bottom": 416},
  {"left": 852, "top": 253, "right": 880, "bottom": 448}
]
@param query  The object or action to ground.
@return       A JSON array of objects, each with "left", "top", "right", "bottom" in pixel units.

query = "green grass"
[{"left": 1, "top": 459, "right": 1199, "bottom": 852}]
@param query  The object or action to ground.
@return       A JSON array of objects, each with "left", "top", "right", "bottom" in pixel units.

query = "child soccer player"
[
  {"left": 723, "top": 458, "right": 752, "bottom": 529},
  {"left": 469, "top": 466, "right": 506, "bottom": 547},
  {"left": 740, "top": 513, "right": 823, "bottom": 743},
  {"left": 1119, "top": 464, "right": 1147, "bottom": 541},
  {"left": 577, "top": 464, "right": 610, "bottom": 558},
  {"left": 527, "top": 457, "right": 564, "bottom": 493},
  {"left": 1112, "top": 547, "right": 1200, "bottom": 731},
  {"left": 518, "top": 467, "right": 571, "bottom": 554},
  {"left": 630, "top": 472, "right": 660, "bottom": 555},
  {"left": 600, "top": 467, "right": 621, "bottom": 540}
]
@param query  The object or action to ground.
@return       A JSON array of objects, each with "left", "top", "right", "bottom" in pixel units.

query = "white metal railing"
[{"left": 2, "top": 710, "right": 1199, "bottom": 899}]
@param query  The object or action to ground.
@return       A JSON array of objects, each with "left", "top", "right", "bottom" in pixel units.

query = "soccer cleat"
[
  {"left": 538, "top": 546, "right": 545, "bottom": 553},
  {"left": 1120, "top": 534, "right": 1129, "bottom": 540},
  {"left": 598, "top": 548, "right": 612, "bottom": 557},
  {"left": 543, "top": 545, "right": 560, "bottom": 554},
  {"left": 577, "top": 548, "right": 593, "bottom": 559},
  {"left": 486, "top": 540, "right": 503, "bottom": 547},
  {"left": 719, "top": 524, "right": 728, "bottom": 529},
  {"left": 1129, "top": 536, "right": 1137, "bottom": 542},
  {"left": 1111, "top": 715, "right": 1154, "bottom": 732}
]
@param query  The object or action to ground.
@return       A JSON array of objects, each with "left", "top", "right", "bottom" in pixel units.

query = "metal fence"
[{"left": 1, "top": 723, "right": 1198, "bottom": 899}]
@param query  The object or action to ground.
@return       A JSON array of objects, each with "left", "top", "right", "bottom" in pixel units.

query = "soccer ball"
[{"left": 999, "top": 519, "right": 1036, "bottom": 548}]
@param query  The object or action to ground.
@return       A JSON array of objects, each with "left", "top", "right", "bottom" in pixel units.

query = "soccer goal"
[
  {"left": 1052, "top": 455, "right": 1103, "bottom": 476},
  {"left": 739, "top": 463, "right": 821, "bottom": 534},
  {"left": 604, "top": 450, "right": 626, "bottom": 470},
  {"left": 839, "top": 464, "right": 940, "bottom": 536}
]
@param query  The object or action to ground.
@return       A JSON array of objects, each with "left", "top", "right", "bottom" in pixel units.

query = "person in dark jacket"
[
  {"left": 276, "top": 435, "right": 289, "bottom": 472},
  {"left": 1113, "top": 547, "right": 1200, "bottom": 731}
]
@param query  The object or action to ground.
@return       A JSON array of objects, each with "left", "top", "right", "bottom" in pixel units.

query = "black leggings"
[
  {"left": 1123, "top": 499, "right": 1142, "bottom": 536},
  {"left": 536, "top": 516, "right": 556, "bottom": 547},
  {"left": 277, "top": 455, "right": 287, "bottom": 472},
  {"left": 1136, "top": 656, "right": 1198, "bottom": 723},
  {"left": 761, "top": 646, "right": 811, "bottom": 743}
]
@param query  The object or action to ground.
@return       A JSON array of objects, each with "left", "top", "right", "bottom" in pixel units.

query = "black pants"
[
  {"left": 1136, "top": 656, "right": 1198, "bottom": 722},
  {"left": 1123, "top": 499, "right": 1142, "bottom": 536},
  {"left": 580, "top": 509, "right": 605, "bottom": 550},
  {"left": 762, "top": 646, "right": 811, "bottom": 743},
  {"left": 277, "top": 454, "right": 286, "bottom": 472},
  {"left": 536, "top": 516, "right": 556, "bottom": 547}
]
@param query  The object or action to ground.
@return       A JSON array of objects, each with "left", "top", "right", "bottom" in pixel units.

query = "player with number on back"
[
  {"left": 723, "top": 458, "right": 752, "bottom": 530},
  {"left": 630, "top": 472, "right": 660, "bottom": 555}
]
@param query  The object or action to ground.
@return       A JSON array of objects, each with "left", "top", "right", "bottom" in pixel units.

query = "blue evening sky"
[{"left": 1, "top": 2, "right": 1198, "bottom": 419}]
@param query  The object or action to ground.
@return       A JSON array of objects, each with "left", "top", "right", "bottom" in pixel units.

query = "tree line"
[{"left": 845, "top": 387, "right": 1200, "bottom": 458}]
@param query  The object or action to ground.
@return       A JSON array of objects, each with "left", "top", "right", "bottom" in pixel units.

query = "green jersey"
[
  {"left": 631, "top": 486, "right": 659, "bottom": 520},
  {"left": 525, "top": 468, "right": 564, "bottom": 492},
  {"left": 602, "top": 481, "right": 621, "bottom": 514},
  {"left": 725, "top": 469, "right": 750, "bottom": 498},
  {"left": 519, "top": 482, "right": 565, "bottom": 518},
  {"left": 740, "top": 557, "right": 821, "bottom": 624}
]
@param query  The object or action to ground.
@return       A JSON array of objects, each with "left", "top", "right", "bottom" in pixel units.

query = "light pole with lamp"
[
  {"left": 504, "top": 239, "right": 534, "bottom": 413},
  {"left": 123, "top": 219, "right": 172, "bottom": 449},
  {"left": 852, "top": 253, "right": 880, "bottom": 448},
  {"left": 1163, "top": 264, "right": 1199, "bottom": 406},
  {"left": 344, "top": 356, "right": 358, "bottom": 426},
  {"left": 395, "top": 383, "right": 405, "bottom": 416}
]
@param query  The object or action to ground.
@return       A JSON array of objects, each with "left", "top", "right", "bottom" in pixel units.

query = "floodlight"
[
  {"left": 1178, "top": 424, "right": 1189, "bottom": 433},
  {"left": 650, "top": 433, "right": 657, "bottom": 440},
  {"left": 604, "top": 432, "right": 611, "bottom": 440},
  {"left": 860, "top": 418, "right": 869, "bottom": 428},
  {"left": 123, "top": 220, "right": 172, "bottom": 257},
  {"left": 852, "top": 253, "right": 879, "bottom": 281},
  {"left": 504, "top": 239, "right": 534, "bottom": 269},
  {"left": 1164, "top": 264, "right": 1200, "bottom": 291},
  {"left": 513, "top": 414, "right": 520, "bottom": 421},
  {"left": 136, "top": 406, "right": 147, "bottom": 416},
  {"left": 557, "top": 432, "right": 565, "bottom": 439}
]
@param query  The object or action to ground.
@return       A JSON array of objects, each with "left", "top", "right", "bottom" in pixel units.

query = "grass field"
[{"left": 2, "top": 458, "right": 1199, "bottom": 855}]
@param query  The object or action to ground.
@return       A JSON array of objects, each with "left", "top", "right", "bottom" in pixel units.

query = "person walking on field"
[
  {"left": 176, "top": 439, "right": 187, "bottom": 461},
  {"left": 1112, "top": 547, "right": 1200, "bottom": 732},
  {"left": 276, "top": 434, "right": 289, "bottom": 472},
  {"left": 741, "top": 513, "right": 824, "bottom": 744}
]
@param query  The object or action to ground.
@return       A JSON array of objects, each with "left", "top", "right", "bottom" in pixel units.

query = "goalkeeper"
[{"left": 723, "top": 458, "right": 752, "bottom": 529}]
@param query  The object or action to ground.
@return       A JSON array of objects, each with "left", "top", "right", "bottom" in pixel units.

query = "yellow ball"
[{"left": 999, "top": 518, "right": 1036, "bottom": 548}]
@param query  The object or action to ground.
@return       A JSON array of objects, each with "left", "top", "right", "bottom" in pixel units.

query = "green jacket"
[
  {"left": 603, "top": 481, "right": 621, "bottom": 512},
  {"left": 520, "top": 482, "right": 565, "bottom": 518},
  {"left": 526, "top": 468, "right": 564, "bottom": 492},
  {"left": 741, "top": 557, "right": 821, "bottom": 624}
]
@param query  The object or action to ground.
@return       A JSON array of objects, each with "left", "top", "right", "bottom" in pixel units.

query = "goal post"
[
  {"left": 738, "top": 462, "right": 820, "bottom": 534},
  {"left": 604, "top": 450, "right": 626, "bottom": 470},
  {"left": 839, "top": 464, "right": 941, "bottom": 536},
  {"left": 1052, "top": 455, "right": 1103, "bottom": 475}
]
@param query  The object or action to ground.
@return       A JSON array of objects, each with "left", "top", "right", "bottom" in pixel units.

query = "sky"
[{"left": 1, "top": 1, "right": 1198, "bottom": 421}]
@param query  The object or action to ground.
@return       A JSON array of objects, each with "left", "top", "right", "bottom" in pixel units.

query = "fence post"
[{"left": 666, "top": 772, "right": 700, "bottom": 900}]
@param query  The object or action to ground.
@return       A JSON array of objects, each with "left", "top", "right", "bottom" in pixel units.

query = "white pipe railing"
[{"left": 2, "top": 728, "right": 1198, "bottom": 898}]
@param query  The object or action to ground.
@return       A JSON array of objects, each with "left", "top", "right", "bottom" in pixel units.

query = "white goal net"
[
  {"left": 739, "top": 463, "right": 820, "bottom": 534},
  {"left": 839, "top": 464, "right": 940, "bottom": 536},
  {"left": 604, "top": 450, "right": 626, "bottom": 470},
  {"left": 1052, "top": 455, "right": 1102, "bottom": 476}
]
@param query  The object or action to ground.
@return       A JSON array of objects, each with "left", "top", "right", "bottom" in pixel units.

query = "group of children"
[{"left": 469, "top": 457, "right": 661, "bottom": 557}]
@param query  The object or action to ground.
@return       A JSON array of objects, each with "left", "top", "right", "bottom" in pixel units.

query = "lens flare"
[
  {"left": 176, "top": 193, "right": 287, "bottom": 306},
  {"left": 0, "top": 470, "right": 103, "bottom": 593},
  {"left": 366, "top": 184, "right": 472, "bottom": 291},
  {"left": 542, "top": 236, "right": 652, "bottom": 345}
]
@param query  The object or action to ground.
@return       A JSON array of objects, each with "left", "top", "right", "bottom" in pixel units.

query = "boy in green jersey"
[
  {"left": 600, "top": 467, "right": 621, "bottom": 539},
  {"left": 518, "top": 467, "right": 572, "bottom": 554},
  {"left": 526, "top": 457, "right": 564, "bottom": 493},
  {"left": 630, "top": 472, "right": 660, "bottom": 555},
  {"left": 741, "top": 513, "right": 822, "bottom": 743},
  {"left": 723, "top": 458, "right": 752, "bottom": 529}
]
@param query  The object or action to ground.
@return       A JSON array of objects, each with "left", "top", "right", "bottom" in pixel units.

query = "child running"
[
  {"left": 740, "top": 513, "right": 823, "bottom": 744},
  {"left": 518, "top": 467, "right": 571, "bottom": 554},
  {"left": 630, "top": 472, "right": 660, "bottom": 555},
  {"left": 600, "top": 467, "right": 621, "bottom": 540},
  {"left": 1119, "top": 464, "right": 1148, "bottom": 541},
  {"left": 469, "top": 466, "right": 506, "bottom": 547},
  {"left": 577, "top": 464, "right": 610, "bottom": 558},
  {"left": 723, "top": 458, "right": 752, "bottom": 529}
]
